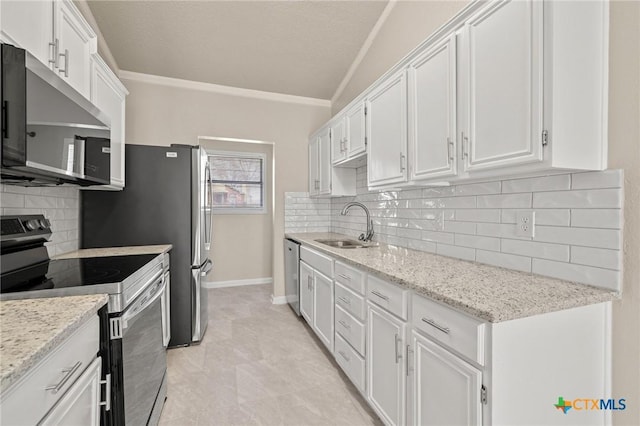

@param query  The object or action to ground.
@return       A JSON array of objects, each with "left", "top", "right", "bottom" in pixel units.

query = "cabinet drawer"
[
  {"left": 412, "top": 294, "right": 486, "bottom": 365},
  {"left": 1, "top": 315, "right": 100, "bottom": 425},
  {"left": 367, "top": 275, "right": 408, "bottom": 320},
  {"left": 335, "top": 261, "right": 366, "bottom": 294},
  {"left": 335, "top": 305, "right": 365, "bottom": 356},
  {"left": 300, "top": 246, "right": 333, "bottom": 277},
  {"left": 335, "top": 282, "right": 366, "bottom": 321},
  {"left": 334, "top": 333, "right": 366, "bottom": 394}
]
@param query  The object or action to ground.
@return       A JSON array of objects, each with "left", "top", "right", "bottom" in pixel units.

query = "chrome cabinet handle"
[
  {"left": 461, "top": 132, "right": 469, "bottom": 159},
  {"left": 422, "top": 317, "right": 451, "bottom": 334},
  {"left": 337, "top": 273, "right": 351, "bottom": 281},
  {"left": 45, "top": 361, "right": 82, "bottom": 394},
  {"left": 394, "top": 334, "right": 402, "bottom": 364},
  {"left": 338, "top": 350, "right": 350, "bottom": 362},
  {"left": 58, "top": 48, "right": 69, "bottom": 77},
  {"left": 49, "top": 39, "right": 59, "bottom": 67},
  {"left": 99, "top": 373, "right": 111, "bottom": 411},
  {"left": 338, "top": 319, "right": 351, "bottom": 330},
  {"left": 370, "top": 290, "right": 389, "bottom": 301},
  {"left": 447, "top": 137, "right": 454, "bottom": 161},
  {"left": 399, "top": 153, "right": 406, "bottom": 172},
  {"left": 337, "top": 296, "right": 351, "bottom": 305}
]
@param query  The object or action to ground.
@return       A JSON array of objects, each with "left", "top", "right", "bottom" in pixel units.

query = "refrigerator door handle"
[
  {"left": 204, "top": 163, "right": 213, "bottom": 251},
  {"left": 200, "top": 259, "right": 213, "bottom": 277}
]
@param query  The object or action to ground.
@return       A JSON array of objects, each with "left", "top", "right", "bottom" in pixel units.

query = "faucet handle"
[{"left": 358, "top": 234, "right": 366, "bottom": 241}]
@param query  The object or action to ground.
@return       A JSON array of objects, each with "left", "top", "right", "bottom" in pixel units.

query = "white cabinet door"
[
  {"left": 461, "top": 0, "right": 543, "bottom": 172},
  {"left": 412, "top": 331, "right": 482, "bottom": 426},
  {"left": 318, "top": 127, "right": 332, "bottom": 195},
  {"left": 90, "top": 55, "right": 127, "bottom": 189},
  {"left": 40, "top": 357, "right": 102, "bottom": 426},
  {"left": 367, "top": 302, "right": 406, "bottom": 426},
  {"left": 0, "top": 0, "right": 54, "bottom": 67},
  {"left": 367, "top": 70, "right": 408, "bottom": 187},
  {"left": 346, "top": 102, "right": 366, "bottom": 158},
  {"left": 312, "top": 270, "right": 334, "bottom": 352},
  {"left": 408, "top": 34, "right": 457, "bottom": 181},
  {"left": 331, "top": 117, "right": 346, "bottom": 164},
  {"left": 54, "top": 0, "right": 96, "bottom": 98},
  {"left": 299, "top": 261, "right": 314, "bottom": 325},
  {"left": 308, "top": 137, "right": 319, "bottom": 196}
]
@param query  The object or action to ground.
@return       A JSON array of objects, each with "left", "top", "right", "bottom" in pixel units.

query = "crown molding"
[{"left": 119, "top": 70, "right": 331, "bottom": 108}]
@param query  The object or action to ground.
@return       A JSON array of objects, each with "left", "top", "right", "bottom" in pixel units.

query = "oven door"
[{"left": 113, "top": 277, "right": 167, "bottom": 426}]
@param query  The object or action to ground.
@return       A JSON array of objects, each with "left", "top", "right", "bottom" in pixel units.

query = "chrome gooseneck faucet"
[{"left": 340, "top": 202, "right": 374, "bottom": 242}]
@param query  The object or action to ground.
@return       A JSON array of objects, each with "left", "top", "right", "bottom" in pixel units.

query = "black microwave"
[{"left": 1, "top": 43, "right": 111, "bottom": 186}]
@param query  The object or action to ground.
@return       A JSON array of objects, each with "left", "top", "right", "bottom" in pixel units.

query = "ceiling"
[{"left": 87, "top": 1, "right": 389, "bottom": 100}]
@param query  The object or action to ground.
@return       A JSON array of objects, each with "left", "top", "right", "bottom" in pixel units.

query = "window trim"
[{"left": 207, "top": 150, "right": 267, "bottom": 215}]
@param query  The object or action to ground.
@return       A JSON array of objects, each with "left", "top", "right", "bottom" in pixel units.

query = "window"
[{"left": 208, "top": 151, "right": 266, "bottom": 214}]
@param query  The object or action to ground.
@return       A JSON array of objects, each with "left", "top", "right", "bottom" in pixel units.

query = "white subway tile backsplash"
[
  {"left": 476, "top": 250, "right": 532, "bottom": 273},
  {"left": 533, "top": 188, "right": 622, "bottom": 209},
  {"left": 571, "top": 209, "right": 621, "bottom": 229},
  {"left": 571, "top": 246, "right": 620, "bottom": 270},
  {"left": 436, "top": 244, "right": 475, "bottom": 261},
  {"left": 571, "top": 170, "right": 623, "bottom": 190},
  {"left": 1, "top": 192, "right": 25, "bottom": 208},
  {"left": 532, "top": 259, "right": 620, "bottom": 291},
  {"left": 454, "top": 234, "right": 501, "bottom": 251},
  {"left": 535, "top": 226, "right": 620, "bottom": 250},
  {"left": 501, "top": 239, "right": 570, "bottom": 262},
  {"left": 501, "top": 174, "right": 571, "bottom": 193},
  {"left": 328, "top": 165, "right": 622, "bottom": 292},
  {"left": 477, "top": 193, "right": 532, "bottom": 208}
]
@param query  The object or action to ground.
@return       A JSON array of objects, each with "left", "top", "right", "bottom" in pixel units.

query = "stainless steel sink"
[{"left": 314, "top": 239, "right": 376, "bottom": 249}]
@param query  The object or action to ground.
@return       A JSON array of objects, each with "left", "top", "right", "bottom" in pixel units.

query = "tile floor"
[{"left": 159, "top": 284, "right": 382, "bottom": 426}]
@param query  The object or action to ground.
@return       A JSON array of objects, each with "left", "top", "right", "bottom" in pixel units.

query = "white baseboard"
[
  {"left": 203, "top": 277, "right": 273, "bottom": 289},
  {"left": 271, "top": 295, "right": 288, "bottom": 305}
]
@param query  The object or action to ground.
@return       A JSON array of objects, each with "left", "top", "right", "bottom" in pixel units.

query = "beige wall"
[
  {"left": 122, "top": 78, "right": 330, "bottom": 296},
  {"left": 608, "top": 2, "right": 640, "bottom": 425},
  {"left": 198, "top": 139, "right": 273, "bottom": 283},
  {"left": 333, "top": 0, "right": 640, "bottom": 422},
  {"left": 332, "top": 0, "right": 469, "bottom": 114}
]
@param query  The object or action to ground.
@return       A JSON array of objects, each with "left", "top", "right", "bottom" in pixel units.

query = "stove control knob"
[
  {"left": 38, "top": 219, "right": 50, "bottom": 229},
  {"left": 25, "top": 220, "right": 40, "bottom": 230}
]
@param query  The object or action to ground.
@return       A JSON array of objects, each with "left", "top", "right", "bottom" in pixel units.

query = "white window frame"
[{"left": 207, "top": 150, "right": 267, "bottom": 215}]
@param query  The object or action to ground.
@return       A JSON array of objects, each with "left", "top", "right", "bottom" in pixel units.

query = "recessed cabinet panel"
[
  {"left": 346, "top": 103, "right": 366, "bottom": 158},
  {"left": 299, "top": 261, "right": 314, "bottom": 325},
  {"left": 412, "top": 332, "right": 482, "bottom": 426},
  {"left": 308, "top": 137, "right": 319, "bottom": 196},
  {"left": 318, "top": 127, "right": 332, "bottom": 195},
  {"left": 331, "top": 117, "right": 346, "bottom": 164},
  {"left": 408, "top": 35, "right": 457, "bottom": 181},
  {"left": 462, "top": 0, "right": 543, "bottom": 172},
  {"left": 367, "top": 71, "right": 408, "bottom": 187},
  {"left": 313, "top": 271, "right": 334, "bottom": 352}
]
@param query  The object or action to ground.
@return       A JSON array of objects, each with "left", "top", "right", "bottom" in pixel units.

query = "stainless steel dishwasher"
[{"left": 284, "top": 238, "right": 301, "bottom": 316}]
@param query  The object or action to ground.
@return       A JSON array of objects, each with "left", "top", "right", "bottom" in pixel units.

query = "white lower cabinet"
[
  {"left": 299, "top": 257, "right": 334, "bottom": 353},
  {"left": 410, "top": 331, "right": 482, "bottom": 426},
  {"left": 40, "top": 357, "right": 102, "bottom": 426},
  {"left": 367, "top": 302, "right": 406, "bottom": 426},
  {"left": 313, "top": 270, "right": 334, "bottom": 352}
]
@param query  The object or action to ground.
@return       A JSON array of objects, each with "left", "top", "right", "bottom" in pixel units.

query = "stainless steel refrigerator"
[{"left": 81, "top": 144, "right": 213, "bottom": 347}]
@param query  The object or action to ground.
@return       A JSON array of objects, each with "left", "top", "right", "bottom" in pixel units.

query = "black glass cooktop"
[{"left": 1, "top": 254, "right": 157, "bottom": 294}]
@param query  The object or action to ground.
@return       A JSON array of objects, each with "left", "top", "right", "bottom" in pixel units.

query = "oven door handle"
[{"left": 121, "top": 279, "right": 166, "bottom": 331}]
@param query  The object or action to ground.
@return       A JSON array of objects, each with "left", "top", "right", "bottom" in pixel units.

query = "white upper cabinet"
[
  {"left": 408, "top": 34, "right": 457, "bottom": 182},
  {"left": 331, "top": 116, "right": 346, "bottom": 164},
  {"left": 0, "top": 1, "right": 54, "bottom": 67},
  {"left": 346, "top": 102, "right": 367, "bottom": 159},
  {"left": 54, "top": 0, "right": 97, "bottom": 99},
  {"left": 460, "top": 0, "right": 544, "bottom": 173},
  {"left": 88, "top": 54, "right": 128, "bottom": 190},
  {"left": 308, "top": 125, "right": 356, "bottom": 198},
  {"left": 308, "top": 136, "right": 320, "bottom": 197},
  {"left": 318, "top": 126, "right": 332, "bottom": 195},
  {"left": 366, "top": 70, "right": 408, "bottom": 187}
]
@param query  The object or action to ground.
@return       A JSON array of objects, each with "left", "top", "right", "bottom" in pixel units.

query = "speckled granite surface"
[
  {"left": 53, "top": 244, "right": 172, "bottom": 259},
  {"left": 0, "top": 294, "right": 108, "bottom": 392},
  {"left": 287, "top": 232, "right": 617, "bottom": 323}
]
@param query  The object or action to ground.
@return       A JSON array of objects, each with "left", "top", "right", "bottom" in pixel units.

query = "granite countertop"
[
  {"left": 54, "top": 244, "right": 173, "bottom": 259},
  {"left": 287, "top": 232, "right": 617, "bottom": 323},
  {"left": 0, "top": 294, "right": 108, "bottom": 393}
]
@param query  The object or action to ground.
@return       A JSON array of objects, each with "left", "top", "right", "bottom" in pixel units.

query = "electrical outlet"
[{"left": 515, "top": 210, "right": 535, "bottom": 238}]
